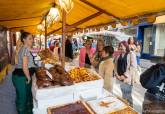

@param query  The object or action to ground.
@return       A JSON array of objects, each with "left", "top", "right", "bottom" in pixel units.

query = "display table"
[
  {"left": 47, "top": 90, "right": 138, "bottom": 114},
  {"left": 32, "top": 64, "right": 104, "bottom": 114},
  {"left": 32, "top": 62, "right": 137, "bottom": 114}
]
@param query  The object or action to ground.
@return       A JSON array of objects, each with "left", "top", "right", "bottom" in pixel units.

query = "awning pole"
[
  {"left": 62, "top": 10, "right": 66, "bottom": 67},
  {"left": 44, "top": 16, "right": 47, "bottom": 49},
  {"left": 39, "top": 33, "right": 41, "bottom": 49}
]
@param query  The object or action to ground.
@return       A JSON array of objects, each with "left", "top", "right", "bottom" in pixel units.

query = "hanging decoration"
[
  {"left": 47, "top": 7, "right": 61, "bottom": 25},
  {"left": 111, "top": 23, "right": 116, "bottom": 28},
  {"left": 131, "top": 18, "right": 140, "bottom": 26},
  {"left": 96, "top": 27, "right": 100, "bottom": 32},
  {"left": 104, "top": 25, "right": 108, "bottom": 30},
  {"left": 121, "top": 21, "right": 128, "bottom": 26},
  {"left": 37, "top": 24, "right": 45, "bottom": 32},
  {"left": 37, "top": 6, "right": 61, "bottom": 32},
  {"left": 37, "top": 0, "right": 74, "bottom": 33},
  {"left": 146, "top": 16, "right": 156, "bottom": 23},
  {"left": 58, "top": 0, "right": 74, "bottom": 13},
  {"left": 79, "top": 29, "right": 83, "bottom": 33},
  {"left": 92, "top": 27, "right": 96, "bottom": 32},
  {"left": 84, "top": 29, "right": 88, "bottom": 33}
]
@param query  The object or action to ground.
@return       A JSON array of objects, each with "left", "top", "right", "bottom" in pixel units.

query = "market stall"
[{"left": 0, "top": 0, "right": 165, "bottom": 114}]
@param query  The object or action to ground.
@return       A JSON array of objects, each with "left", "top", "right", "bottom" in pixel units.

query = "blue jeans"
[
  {"left": 137, "top": 56, "right": 141, "bottom": 65},
  {"left": 120, "top": 82, "right": 133, "bottom": 106}
]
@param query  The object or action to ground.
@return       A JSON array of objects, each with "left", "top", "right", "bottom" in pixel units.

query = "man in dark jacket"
[{"left": 65, "top": 36, "right": 73, "bottom": 60}]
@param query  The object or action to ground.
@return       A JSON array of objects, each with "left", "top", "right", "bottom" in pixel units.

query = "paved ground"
[
  {"left": 0, "top": 69, "right": 17, "bottom": 114},
  {"left": 113, "top": 79, "right": 146, "bottom": 114}
]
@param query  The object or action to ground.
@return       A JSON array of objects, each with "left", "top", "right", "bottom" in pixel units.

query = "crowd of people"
[
  {"left": 13, "top": 32, "right": 143, "bottom": 113},
  {"left": 49, "top": 35, "right": 142, "bottom": 106},
  {"left": 78, "top": 37, "right": 142, "bottom": 106}
]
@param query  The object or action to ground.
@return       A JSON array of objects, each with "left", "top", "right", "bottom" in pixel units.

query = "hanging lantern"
[
  {"left": 37, "top": 24, "right": 45, "bottom": 31},
  {"left": 111, "top": 23, "right": 116, "bottom": 28},
  {"left": 96, "top": 27, "right": 100, "bottom": 32},
  {"left": 79, "top": 29, "right": 83, "bottom": 33},
  {"left": 47, "top": 7, "right": 60, "bottom": 23},
  {"left": 146, "top": 16, "right": 156, "bottom": 23},
  {"left": 121, "top": 21, "right": 128, "bottom": 26},
  {"left": 92, "top": 27, "right": 96, "bottom": 32},
  {"left": 84, "top": 29, "right": 88, "bottom": 33},
  {"left": 58, "top": 0, "right": 74, "bottom": 13},
  {"left": 131, "top": 19, "right": 140, "bottom": 26},
  {"left": 37, "top": 24, "right": 42, "bottom": 30},
  {"left": 67, "top": 32, "right": 72, "bottom": 36}
]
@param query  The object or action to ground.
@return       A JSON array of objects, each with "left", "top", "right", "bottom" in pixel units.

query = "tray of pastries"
[
  {"left": 47, "top": 101, "right": 94, "bottom": 114},
  {"left": 36, "top": 65, "right": 73, "bottom": 89},
  {"left": 48, "top": 64, "right": 73, "bottom": 86},
  {"left": 36, "top": 67, "right": 56, "bottom": 89},
  {"left": 68, "top": 67, "right": 100, "bottom": 83},
  {"left": 38, "top": 49, "right": 52, "bottom": 60},
  {"left": 38, "top": 49, "right": 58, "bottom": 64},
  {"left": 87, "top": 96, "right": 128, "bottom": 114}
]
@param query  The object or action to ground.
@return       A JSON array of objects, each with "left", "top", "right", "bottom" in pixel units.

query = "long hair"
[
  {"left": 119, "top": 41, "right": 130, "bottom": 54},
  {"left": 20, "top": 30, "right": 31, "bottom": 43},
  {"left": 85, "top": 39, "right": 92, "bottom": 48},
  {"left": 128, "top": 37, "right": 136, "bottom": 45}
]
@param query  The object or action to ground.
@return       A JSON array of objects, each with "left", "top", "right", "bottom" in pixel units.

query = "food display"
[
  {"left": 48, "top": 101, "right": 94, "bottom": 114},
  {"left": 68, "top": 67, "right": 100, "bottom": 83},
  {"left": 36, "top": 67, "right": 55, "bottom": 88},
  {"left": 36, "top": 65, "right": 73, "bottom": 88},
  {"left": 87, "top": 96, "right": 127, "bottom": 114},
  {"left": 37, "top": 80, "right": 54, "bottom": 89},
  {"left": 38, "top": 49, "right": 58, "bottom": 64},
  {"left": 48, "top": 64, "right": 73, "bottom": 86},
  {"left": 99, "top": 101, "right": 114, "bottom": 108},
  {"left": 38, "top": 49, "right": 52, "bottom": 60}
]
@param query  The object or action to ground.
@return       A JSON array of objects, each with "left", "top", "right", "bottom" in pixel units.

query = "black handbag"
[
  {"left": 155, "top": 81, "right": 165, "bottom": 101},
  {"left": 140, "top": 63, "right": 165, "bottom": 101},
  {"left": 140, "top": 63, "right": 165, "bottom": 89}
]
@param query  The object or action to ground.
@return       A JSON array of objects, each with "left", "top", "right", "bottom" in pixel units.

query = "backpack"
[{"left": 140, "top": 63, "right": 165, "bottom": 89}]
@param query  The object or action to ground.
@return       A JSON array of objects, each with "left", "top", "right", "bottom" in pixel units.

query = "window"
[
  {"left": 143, "top": 27, "right": 152, "bottom": 54},
  {"left": 154, "top": 23, "right": 165, "bottom": 56}
]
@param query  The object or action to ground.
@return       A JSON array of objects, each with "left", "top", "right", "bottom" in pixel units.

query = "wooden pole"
[
  {"left": 62, "top": 10, "right": 66, "bottom": 67},
  {"left": 44, "top": 16, "right": 47, "bottom": 49},
  {"left": 9, "top": 31, "right": 13, "bottom": 63},
  {"left": 39, "top": 33, "right": 42, "bottom": 49}
]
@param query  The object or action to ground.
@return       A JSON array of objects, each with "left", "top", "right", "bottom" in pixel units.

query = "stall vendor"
[{"left": 12, "top": 31, "right": 36, "bottom": 114}]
